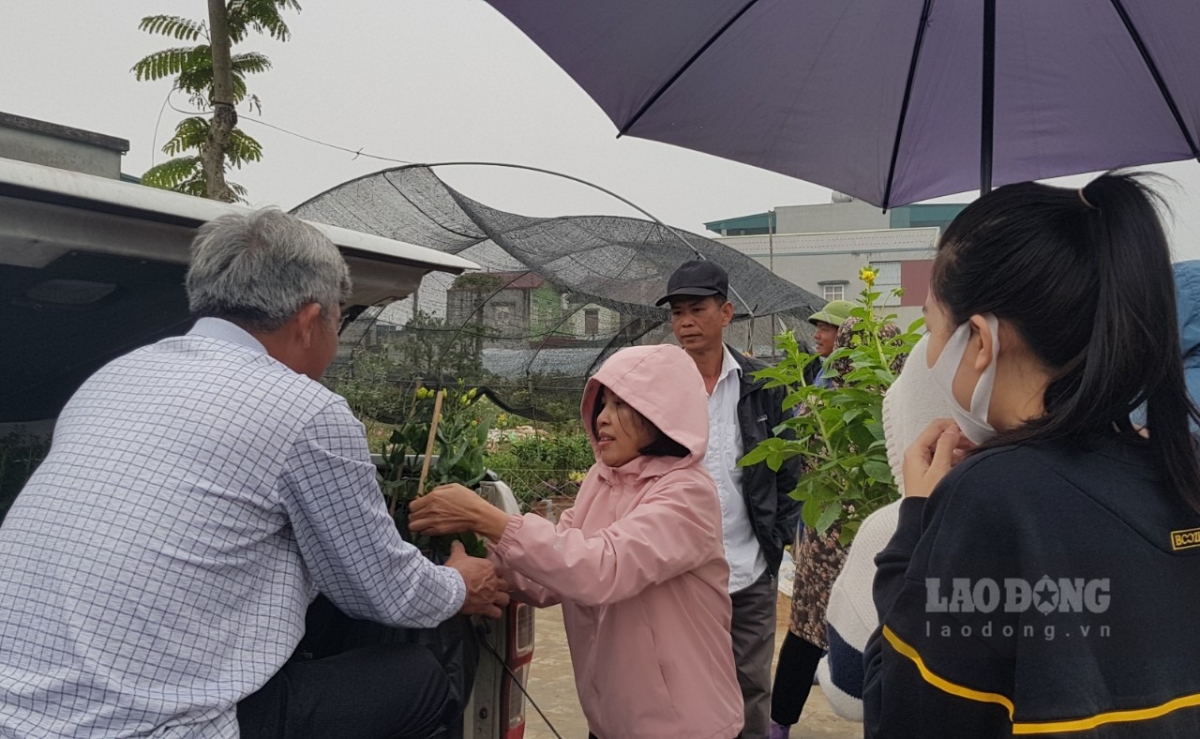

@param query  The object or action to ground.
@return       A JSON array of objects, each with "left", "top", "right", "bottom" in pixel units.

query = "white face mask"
[{"left": 927, "top": 314, "right": 1000, "bottom": 444}]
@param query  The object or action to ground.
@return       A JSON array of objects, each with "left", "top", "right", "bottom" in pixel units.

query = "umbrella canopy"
[{"left": 483, "top": 0, "right": 1200, "bottom": 207}]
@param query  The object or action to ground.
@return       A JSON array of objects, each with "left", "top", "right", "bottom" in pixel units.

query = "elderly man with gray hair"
[{"left": 0, "top": 209, "right": 508, "bottom": 739}]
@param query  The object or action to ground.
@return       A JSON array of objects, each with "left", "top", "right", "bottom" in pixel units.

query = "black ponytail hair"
[
  {"left": 933, "top": 172, "right": 1200, "bottom": 513},
  {"left": 589, "top": 386, "right": 690, "bottom": 459}
]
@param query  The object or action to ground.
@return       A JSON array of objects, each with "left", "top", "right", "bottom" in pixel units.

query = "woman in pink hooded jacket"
[{"left": 409, "top": 344, "right": 743, "bottom": 739}]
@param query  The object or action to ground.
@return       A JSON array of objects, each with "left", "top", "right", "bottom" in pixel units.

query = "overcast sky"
[{"left": 5, "top": 0, "right": 1200, "bottom": 257}]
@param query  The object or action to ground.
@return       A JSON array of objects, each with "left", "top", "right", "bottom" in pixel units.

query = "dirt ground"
[{"left": 521, "top": 594, "right": 862, "bottom": 739}]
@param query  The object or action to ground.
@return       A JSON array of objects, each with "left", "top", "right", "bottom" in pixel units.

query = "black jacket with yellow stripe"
[{"left": 864, "top": 437, "right": 1200, "bottom": 738}]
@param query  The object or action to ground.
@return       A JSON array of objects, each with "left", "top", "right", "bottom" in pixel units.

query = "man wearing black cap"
[{"left": 657, "top": 260, "right": 802, "bottom": 739}]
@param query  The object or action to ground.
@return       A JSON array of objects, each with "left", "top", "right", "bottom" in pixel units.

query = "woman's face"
[
  {"left": 594, "top": 387, "right": 656, "bottom": 467},
  {"left": 923, "top": 294, "right": 990, "bottom": 414}
]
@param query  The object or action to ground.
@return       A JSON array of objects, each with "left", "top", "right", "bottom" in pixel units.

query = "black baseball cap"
[{"left": 655, "top": 259, "right": 729, "bottom": 307}]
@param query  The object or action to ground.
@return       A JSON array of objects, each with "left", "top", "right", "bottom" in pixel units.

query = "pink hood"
[
  {"left": 580, "top": 344, "right": 710, "bottom": 469},
  {"left": 489, "top": 344, "right": 743, "bottom": 739}
]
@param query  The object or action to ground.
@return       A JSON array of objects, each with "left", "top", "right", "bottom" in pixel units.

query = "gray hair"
[{"left": 186, "top": 208, "right": 352, "bottom": 332}]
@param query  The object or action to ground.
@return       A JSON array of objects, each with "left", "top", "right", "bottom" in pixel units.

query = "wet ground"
[{"left": 522, "top": 593, "right": 862, "bottom": 739}]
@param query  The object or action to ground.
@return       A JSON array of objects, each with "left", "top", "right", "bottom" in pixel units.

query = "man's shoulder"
[
  {"left": 725, "top": 346, "right": 771, "bottom": 377},
  {"left": 105, "top": 334, "right": 343, "bottom": 421},
  {"left": 727, "top": 349, "right": 781, "bottom": 399},
  {"left": 168, "top": 334, "right": 332, "bottom": 389}
]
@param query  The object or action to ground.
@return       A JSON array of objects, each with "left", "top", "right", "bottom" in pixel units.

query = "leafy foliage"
[
  {"left": 451, "top": 273, "right": 504, "bottom": 292},
  {"left": 133, "top": 1, "right": 297, "bottom": 201},
  {"left": 381, "top": 383, "right": 492, "bottom": 559},
  {"left": 484, "top": 432, "right": 593, "bottom": 507},
  {"left": 141, "top": 156, "right": 202, "bottom": 191},
  {"left": 227, "top": 0, "right": 302, "bottom": 42},
  {"left": 497, "top": 376, "right": 586, "bottom": 425},
  {"left": 323, "top": 351, "right": 494, "bottom": 559},
  {"left": 326, "top": 349, "right": 412, "bottom": 436},
  {"left": 740, "top": 268, "right": 923, "bottom": 545},
  {"left": 391, "top": 311, "right": 491, "bottom": 383},
  {"left": 132, "top": 47, "right": 209, "bottom": 83},
  {"left": 160, "top": 117, "right": 209, "bottom": 155},
  {"left": 138, "top": 15, "right": 207, "bottom": 42},
  {"left": 504, "top": 433, "right": 593, "bottom": 472},
  {"left": 141, "top": 155, "right": 248, "bottom": 200}
]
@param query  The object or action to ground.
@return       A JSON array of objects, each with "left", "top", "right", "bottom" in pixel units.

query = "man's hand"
[
  {"left": 446, "top": 541, "right": 510, "bottom": 619},
  {"left": 902, "top": 419, "right": 974, "bottom": 498},
  {"left": 410, "top": 484, "right": 511, "bottom": 542}
]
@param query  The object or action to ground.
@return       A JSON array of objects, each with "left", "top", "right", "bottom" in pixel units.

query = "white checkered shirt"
[{"left": 0, "top": 318, "right": 466, "bottom": 738}]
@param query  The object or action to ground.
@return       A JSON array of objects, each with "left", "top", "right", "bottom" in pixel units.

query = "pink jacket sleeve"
[
  {"left": 490, "top": 475, "right": 720, "bottom": 607},
  {"left": 487, "top": 507, "right": 578, "bottom": 608}
]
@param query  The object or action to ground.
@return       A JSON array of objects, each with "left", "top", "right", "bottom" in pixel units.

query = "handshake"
[{"left": 413, "top": 484, "right": 517, "bottom": 620}]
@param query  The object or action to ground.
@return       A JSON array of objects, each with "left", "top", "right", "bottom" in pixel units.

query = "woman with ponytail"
[{"left": 863, "top": 172, "right": 1200, "bottom": 738}]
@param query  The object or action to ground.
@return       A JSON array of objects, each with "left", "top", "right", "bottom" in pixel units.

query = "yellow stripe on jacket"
[{"left": 882, "top": 625, "right": 1200, "bottom": 734}]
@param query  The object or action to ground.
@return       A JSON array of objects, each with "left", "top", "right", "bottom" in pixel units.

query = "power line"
[
  {"left": 163, "top": 93, "right": 413, "bottom": 165},
  {"left": 149, "top": 86, "right": 178, "bottom": 168},
  {"left": 240, "top": 116, "right": 413, "bottom": 164}
]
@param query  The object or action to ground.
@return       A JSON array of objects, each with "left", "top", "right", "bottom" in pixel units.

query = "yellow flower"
[{"left": 859, "top": 265, "right": 877, "bottom": 287}]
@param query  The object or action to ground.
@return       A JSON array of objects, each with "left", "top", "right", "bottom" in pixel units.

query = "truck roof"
[
  {"left": 0, "top": 156, "right": 478, "bottom": 423},
  {"left": 0, "top": 157, "right": 478, "bottom": 306}
]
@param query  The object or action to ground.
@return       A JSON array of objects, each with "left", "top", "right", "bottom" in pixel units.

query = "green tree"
[
  {"left": 132, "top": 0, "right": 301, "bottom": 201},
  {"left": 392, "top": 311, "right": 492, "bottom": 383}
]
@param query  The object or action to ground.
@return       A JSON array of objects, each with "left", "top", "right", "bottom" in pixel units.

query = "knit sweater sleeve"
[
  {"left": 881, "top": 387, "right": 907, "bottom": 497},
  {"left": 816, "top": 501, "right": 901, "bottom": 721}
]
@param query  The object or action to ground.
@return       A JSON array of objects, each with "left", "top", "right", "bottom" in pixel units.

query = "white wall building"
[{"left": 706, "top": 195, "right": 968, "bottom": 331}]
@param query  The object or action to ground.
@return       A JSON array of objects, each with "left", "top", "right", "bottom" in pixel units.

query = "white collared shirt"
[{"left": 704, "top": 346, "right": 767, "bottom": 593}]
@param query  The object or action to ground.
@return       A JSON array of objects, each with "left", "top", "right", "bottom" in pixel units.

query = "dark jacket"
[
  {"left": 864, "top": 439, "right": 1200, "bottom": 738},
  {"left": 731, "top": 349, "right": 803, "bottom": 576}
]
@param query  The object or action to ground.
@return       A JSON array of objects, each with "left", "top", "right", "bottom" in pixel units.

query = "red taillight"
[
  {"left": 511, "top": 601, "right": 535, "bottom": 659},
  {"left": 502, "top": 663, "right": 529, "bottom": 738},
  {"left": 500, "top": 601, "right": 535, "bottom": 739}
]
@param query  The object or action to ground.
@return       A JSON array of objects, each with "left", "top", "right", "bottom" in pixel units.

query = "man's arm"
[{"left": 277, "top": 399, "right": 470, "bottom": 628}]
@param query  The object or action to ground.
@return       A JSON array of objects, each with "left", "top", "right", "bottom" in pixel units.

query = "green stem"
[{"left": 868, "top": 299, "right": 889, "bottom": 370}]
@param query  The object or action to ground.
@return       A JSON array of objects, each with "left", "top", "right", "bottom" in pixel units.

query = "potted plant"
[
  {"left": 740, "top": 267, "right": 923, "bottom": 545},
  {"left": 381, "top": 381, "right": 492, "bottom": 559}
]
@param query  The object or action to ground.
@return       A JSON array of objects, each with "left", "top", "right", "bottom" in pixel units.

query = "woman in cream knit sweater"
[{"left": 812, "top": 334, "right": 951, "bottom": 721}]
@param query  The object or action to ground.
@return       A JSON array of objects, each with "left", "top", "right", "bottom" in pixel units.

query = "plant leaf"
[
  {"left": 863, "top": 459, "right": 893, "bottom": 483},
  {"left": 140, "top": 156, "right": 201, "bottom": 190},
  {"left": 814, "top": 502, "right": 842, "bottom": 534},
  {"left": 138, "top": 15, "right": 206, "bottom": 41},
  {"left": 131, "top": 46, "right": 206, "bottom": 82},
  {"left": 161, "top": 117, "right": 210, "bottom": 156}
]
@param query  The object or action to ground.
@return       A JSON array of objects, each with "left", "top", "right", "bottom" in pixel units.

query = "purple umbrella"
[{"left": 483, "top": 0, "right": 1200, "bottom": 207}]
